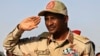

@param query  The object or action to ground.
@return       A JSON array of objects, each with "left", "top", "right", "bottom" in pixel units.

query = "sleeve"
[
  {"left": 82, "top": 42, "right": 95, "bottom": 56},
  {"left": 3, "top": 26, "right": 24, "bottom": 55}
]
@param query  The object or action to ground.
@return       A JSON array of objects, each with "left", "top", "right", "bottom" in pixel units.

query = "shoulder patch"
[{"left": 73, "top": 33, "right": 90, "bottom": 43}]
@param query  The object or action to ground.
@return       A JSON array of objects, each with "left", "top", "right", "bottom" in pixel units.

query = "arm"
[
  {"left": 82, "top": 42, "right": 95, "bottom": 56},
  {"left": 3, "top": 26, "right": 24, "bottom": 50},
  {"left": 3, "top": 16, "right": 41, "bottom": 55}
]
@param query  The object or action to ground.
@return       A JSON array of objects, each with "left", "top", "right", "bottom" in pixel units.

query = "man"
[{"left": 3, "top": 0, "right": 95, "bottom": 56}]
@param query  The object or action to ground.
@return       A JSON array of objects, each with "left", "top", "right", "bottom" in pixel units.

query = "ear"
[{"left": 64, "top": 16, "right": 68, "bottom": 23}]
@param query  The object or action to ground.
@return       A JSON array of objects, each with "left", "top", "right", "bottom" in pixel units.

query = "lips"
[{"left": 48, "top": 26, "right": 55, "bottom": 31}]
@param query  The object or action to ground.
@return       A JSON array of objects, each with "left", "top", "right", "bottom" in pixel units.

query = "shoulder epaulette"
[{"left": 74, "top": 33, "right": 90, "bottom": 44}]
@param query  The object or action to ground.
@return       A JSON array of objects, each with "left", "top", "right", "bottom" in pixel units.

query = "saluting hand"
[{"left": 18, "top": 16, "right": 41, "bottom": 31}]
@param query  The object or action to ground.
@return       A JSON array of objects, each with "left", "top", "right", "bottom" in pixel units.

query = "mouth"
[{"left": 48, "top": 26, "right": 55, "bottom": 31}]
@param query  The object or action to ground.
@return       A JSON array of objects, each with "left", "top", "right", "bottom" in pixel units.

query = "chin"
[{"left": 48, "top": 31, "right": 55, "bottom": 34}]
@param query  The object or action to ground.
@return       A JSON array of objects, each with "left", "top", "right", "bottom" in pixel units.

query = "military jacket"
[{"left": 3, "top": 27, "right": 95, "bottom": 56}]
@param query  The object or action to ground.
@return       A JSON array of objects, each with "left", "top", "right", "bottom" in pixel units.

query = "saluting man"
[{"left": 3, "top": 0, "right": 95, "bottom": 56}]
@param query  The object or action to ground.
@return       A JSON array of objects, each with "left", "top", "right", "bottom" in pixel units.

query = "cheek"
[
  {"left": 45, "top": 22, "right": 49, "bottom": 29},
  {"left": 57, "top": 21, "right": 64, "bottom": 28},
  {"left": 45, "top": 22, "right": 48, "bottom": 27},
  {"left": 55, "top": 21, "right": 62, "bottom": 28}
]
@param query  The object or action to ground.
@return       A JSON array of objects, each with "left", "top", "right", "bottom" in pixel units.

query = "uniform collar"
[{"left": 47, "top": 29, "right": 74, "bottom": 46}]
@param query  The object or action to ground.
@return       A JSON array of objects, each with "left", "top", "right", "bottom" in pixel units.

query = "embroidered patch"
[
  {"left": 46, "top": 1, "right": 55, "bottom": 9},
  {"left": 34, "top": 49, "right": 50, "bottom": 55}
]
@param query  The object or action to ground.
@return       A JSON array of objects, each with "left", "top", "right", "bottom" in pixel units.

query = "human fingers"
[{"left": 31, "top": 16, "right": 41, "bottom": 25}]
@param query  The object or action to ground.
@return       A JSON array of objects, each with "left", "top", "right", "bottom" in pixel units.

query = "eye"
[
  {"left": 44, "top": 17, "right": 48, "bottom": 21},
  {"left": 51, "top": 17, "right": 56, "bottom": 20}
]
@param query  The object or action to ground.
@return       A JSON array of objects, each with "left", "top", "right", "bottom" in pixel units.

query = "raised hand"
[{"left": 18, "top": 16, "right": 41, "bottom": 31}]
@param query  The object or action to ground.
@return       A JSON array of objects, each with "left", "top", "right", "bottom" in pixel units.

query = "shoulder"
[
  {"left": 38, "top": 32, "right": 49, "bottom": 38},
  {"left": 37, "top": 32, "right": 49, "bottom": 40},
  {"left": 73, "top": 33, "right": 90, "bottom": 44},
  {"left": 18, "top": 36, "right": 38, "bottom": 44},
  {"left": 19, "top": 32, "right": 49, "bottom": 43}
]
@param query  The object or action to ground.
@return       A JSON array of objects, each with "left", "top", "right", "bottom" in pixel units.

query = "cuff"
[{"left": 12, "top": 25, "right": 24, "bottom": 36}]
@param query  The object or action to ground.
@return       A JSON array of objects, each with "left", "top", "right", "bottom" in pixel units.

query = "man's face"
[{"left": 44, "top": 13, "right": 66, "bottom": 34}]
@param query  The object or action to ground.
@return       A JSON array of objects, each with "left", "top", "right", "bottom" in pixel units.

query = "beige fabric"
[{"left": 3, "top": 27, "right": 95, "bottom": 56}]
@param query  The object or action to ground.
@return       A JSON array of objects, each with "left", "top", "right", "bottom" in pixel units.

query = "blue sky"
[{"left": 0, "top": 0, "right": 100, "bottom": 53}]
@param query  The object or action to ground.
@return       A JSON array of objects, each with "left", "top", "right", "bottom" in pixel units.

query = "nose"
[
  {"left": 46, "top": 18, "right": 53, "bottom": 26},
  {"left": 48, "top": 19, "right": 52, "bottom": 26}
]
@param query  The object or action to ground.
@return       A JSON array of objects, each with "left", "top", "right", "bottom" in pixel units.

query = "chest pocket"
[
  {"left": 34, "top": 39, "right": 50, "bottom": 56},
  {"left": 34, "top": 49, "right": 50, "bottom": 56}
]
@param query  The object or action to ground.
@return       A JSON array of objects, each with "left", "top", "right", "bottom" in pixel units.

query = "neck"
[{"left": 53, "top": 28, "right": 69, "bottom": 41}]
